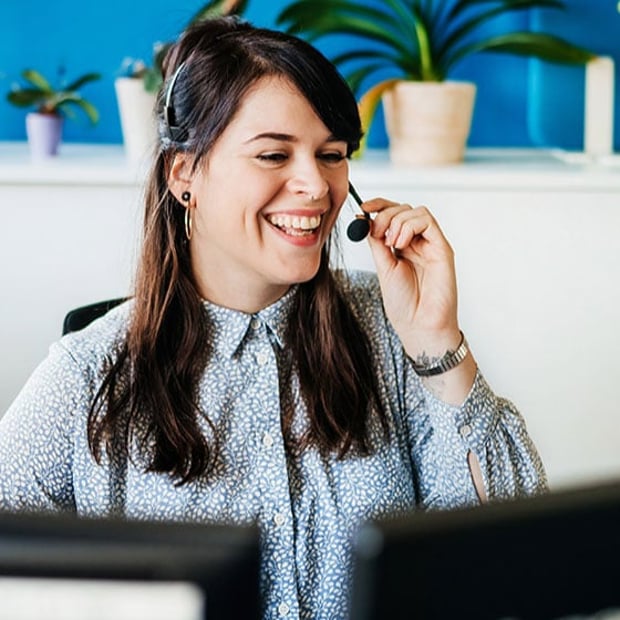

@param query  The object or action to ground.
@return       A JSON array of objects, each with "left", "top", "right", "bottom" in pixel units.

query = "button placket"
[{"left": 247, "top": 330, "right": 297, "bottom": 620}]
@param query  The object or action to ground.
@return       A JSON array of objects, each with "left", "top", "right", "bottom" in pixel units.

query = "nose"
[{"left": 287, "top": 157, "right": 329, "bottom": 202}]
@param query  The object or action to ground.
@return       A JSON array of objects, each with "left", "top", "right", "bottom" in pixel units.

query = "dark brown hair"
[{"left": 88, "top": 17, "right": 387, "bottom": 484}]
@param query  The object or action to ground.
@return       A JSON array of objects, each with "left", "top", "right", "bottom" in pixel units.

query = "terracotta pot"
[
  {"left": 115, "top": 77, "right": 158, "bottom": 162},
  {"left": 26, "top": 112, "right": 63, "bottom": 159},
  {"left": 382, "top": 81, "right": 477, "bottom": 165}
]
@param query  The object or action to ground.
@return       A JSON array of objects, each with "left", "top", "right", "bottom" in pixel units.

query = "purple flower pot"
[{"left": 26, "top": 112, "right": 63, "bottom": 159}]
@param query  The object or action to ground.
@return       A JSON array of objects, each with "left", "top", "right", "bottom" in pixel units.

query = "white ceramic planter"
[
  {"left": 26, "top": 112, "right": 63, "bottom": 159},
  {"left": 114, "top": 77, "right": 158, "bottom": 162},
  {"left": 382, "top": 81, "right": 477, "bottom": 165}
]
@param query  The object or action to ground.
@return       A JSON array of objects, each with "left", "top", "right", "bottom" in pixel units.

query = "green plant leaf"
[
  {"left": 278, "top": 0, "right": 409, "bottom": 52},
  {"left": 438, "top": 0, "right": 565, "bottom": 65},
  {"left": 295, "top": 14, "right": 413, "bottom": 60},
  {"left": 64, "top": 72, "right": 101, "bottom": 92},
  {"left": 382, "top": 0, "right": 423, "bottom": 43},
  {"left": 411, "top": 7, "right": 437, "bottom": 80},
  {"left": 445, "top": 32, "right": 595, "bottom": 73},
  {"left": 448, "top": 0, "right": 564, "bottom": 22},
  {"left": 331, "top": 49, "right": 398, "bottom": 65},
  {"left": 331, "top": 49, "right": 405, "bottom": 72},
  {"left": 59, "top": 96, "right": 100, "bottom": 124},
  {"left": 21, "top": 69, "right": 53, "bottom": 93},
  {"left": 7, "top": 89, "right": 47, "bottom": 107},
  {"left": 278, "top": 0, "right": 423, "bottom": 77},
  {"left": 278, "top": 0, "right": 393, "bottom": 30}
]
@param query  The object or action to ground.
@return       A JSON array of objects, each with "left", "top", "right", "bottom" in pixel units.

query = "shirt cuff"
[{"left": 420, "top": 370, "right": 499, "bottom": 454}]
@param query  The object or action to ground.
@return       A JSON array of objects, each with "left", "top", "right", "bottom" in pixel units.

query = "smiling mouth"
[{"left": 266, "top": 214, "right": 322, "bottom": 237}]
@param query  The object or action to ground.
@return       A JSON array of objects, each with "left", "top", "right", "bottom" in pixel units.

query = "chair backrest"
[{"left": 62, "top": 298, "right": 127, "bottom": 335}]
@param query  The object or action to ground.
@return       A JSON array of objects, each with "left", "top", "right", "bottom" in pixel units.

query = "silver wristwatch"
[{"left": 410, "top": 332, "right": 469, "bottom": 377}]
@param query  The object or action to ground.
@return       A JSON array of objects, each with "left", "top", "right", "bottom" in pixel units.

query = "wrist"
[
  {"left": 406, "top": 330, "right": 469, "bottom": 377},
  {"left": 401, "top": 327, "right": 462, "bottom": 359}
]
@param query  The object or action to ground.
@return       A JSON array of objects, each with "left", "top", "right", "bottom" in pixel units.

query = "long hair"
[{"left": 88, "top": 17, "right": 387, "bottom": 484}]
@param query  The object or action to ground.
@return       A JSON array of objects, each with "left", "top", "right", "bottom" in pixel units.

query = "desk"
[{"left": 1, "top": 143, "right": 619, "bottom": 489}]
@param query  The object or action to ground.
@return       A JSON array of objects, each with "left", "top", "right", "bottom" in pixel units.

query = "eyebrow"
[{"left": 244, "top": 132, "right": 345, "bottom": 145}]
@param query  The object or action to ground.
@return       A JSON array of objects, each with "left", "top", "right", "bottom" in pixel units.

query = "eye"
[
  {"left": 318, "top": 152, "right": 346, "bottom": 164},
  {"left": 256, "top": 152, "right": 288, "bottom": 163}
]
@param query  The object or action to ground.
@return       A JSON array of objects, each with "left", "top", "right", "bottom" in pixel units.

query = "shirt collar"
[{"left": 202, "top": 286, "right": 298, "bottom": 358}]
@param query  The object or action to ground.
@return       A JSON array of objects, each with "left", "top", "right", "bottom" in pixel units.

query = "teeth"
[{"left": 267, "top": 214, "right": 322, "bottom": 230}]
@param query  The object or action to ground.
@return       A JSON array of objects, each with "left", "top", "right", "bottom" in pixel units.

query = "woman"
[{"left": 0, "top": 17, "right": 546, "bottom": 619}]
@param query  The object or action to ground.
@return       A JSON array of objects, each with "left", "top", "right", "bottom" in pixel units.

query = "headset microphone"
[{"left": 346, "top": 182, "right": 371, "bottom": 242}]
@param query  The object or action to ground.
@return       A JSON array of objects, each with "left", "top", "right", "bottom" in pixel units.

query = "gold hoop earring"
[
  {"left": 181, "top": 191, "right": 192, "bottom": 241},
  {"left": 184, "top": 206, "right": 193, "bottom": 241}
]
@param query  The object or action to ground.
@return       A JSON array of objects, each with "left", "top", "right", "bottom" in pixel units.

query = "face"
[{"left": 170, "top": 76, "right": 350, "bottom": 312}]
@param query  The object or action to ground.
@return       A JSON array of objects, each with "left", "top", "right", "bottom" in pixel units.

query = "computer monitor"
[
  {"left": 0, "top": 510, "right": 260, "bottom": 620},
  {"left": 351, "top": 480, "right": 620, "bottom": 620}
]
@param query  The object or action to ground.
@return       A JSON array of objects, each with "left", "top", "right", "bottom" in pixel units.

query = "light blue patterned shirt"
[{"left": 0, "top": 271, "right": 546, "bottom": 619}]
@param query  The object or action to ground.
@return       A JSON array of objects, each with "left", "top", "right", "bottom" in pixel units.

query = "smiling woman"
[{"left": 0, "top": 16, "right": 546, "bottom": 620}]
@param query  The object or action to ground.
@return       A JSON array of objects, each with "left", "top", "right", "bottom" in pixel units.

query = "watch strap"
[{"left": 410, "top": 332, "right": 469, "bottom": 377}]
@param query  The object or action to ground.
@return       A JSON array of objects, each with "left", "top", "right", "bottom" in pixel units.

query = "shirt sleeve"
[
  {"left": 404, "top": 361, "right": 548, "bottom": 510},
  {"left": 0, "top": 341, "right": 89, "bottom": 513},
  {"left": 339, "top": 270, "right": 547, "bottom": 511}
]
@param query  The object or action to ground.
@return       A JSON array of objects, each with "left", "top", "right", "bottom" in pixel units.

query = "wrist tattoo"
[{"left": 409, "top": 332, "right": 468, "bottom": 377}]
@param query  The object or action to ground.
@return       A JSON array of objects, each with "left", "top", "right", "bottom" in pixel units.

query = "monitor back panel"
[{"left": 351, "top": 481, "right": 620, "bottom": 620}]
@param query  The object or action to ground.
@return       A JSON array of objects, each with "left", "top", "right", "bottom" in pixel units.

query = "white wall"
[{"left": 0, "top": 144, "right": 143, "bottom": 414}]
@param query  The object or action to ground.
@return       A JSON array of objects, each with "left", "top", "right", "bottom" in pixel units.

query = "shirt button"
[
  {"left": 273, "top": 512, "right": 285, "bottom": 527},
  {"left": 250, "top": 318, "right": 261, "bottom": 330},
  {"left": 262, "top": 432, "right": 274, "bottom": 448},
  {"left": 256, "top": 351, "right": 269, "bottom": 366},
  {"left": 277, "top": 602, "right": 290, "bottom": 617},
  {"left": 459, "top": 424, "right": 472, "bottom": 438}
]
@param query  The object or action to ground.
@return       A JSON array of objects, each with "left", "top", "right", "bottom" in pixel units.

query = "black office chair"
[{"left": 62, "top": 298, "right": 127, "bottom": 335}]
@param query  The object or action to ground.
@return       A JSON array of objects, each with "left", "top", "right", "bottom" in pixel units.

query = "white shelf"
[
  {"left": 350, "top": 148, "right": 620, "bottom": 192},
  {"left": 1, "top": 142, "right": 620, "bottom": 191},
  {"left": 0, "top": 142, "right": 147, "bottom": 186}
]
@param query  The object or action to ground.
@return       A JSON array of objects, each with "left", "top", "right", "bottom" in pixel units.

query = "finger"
[
  {"left": 367, "top": 230, "right": 400, "bottom": 275},
  {"left": 360, "top": 197, "right": 401, "bottom": 214},
  {"left": 384, "top": 206, "right": 449, "bottom": 251},
  {"left": 369, "top": 204, "right": 411, "bottom": 239}
]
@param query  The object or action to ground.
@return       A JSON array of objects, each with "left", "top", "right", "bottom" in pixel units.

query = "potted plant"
[
  {"left": 115, "top": 0, "right": 250, "bottom": 161},
  {"left": 7, "top": 68, "right": 100, "bottom": 159},
  {"left": 277, "top": 0, "right": 596, "bottom": 165}
]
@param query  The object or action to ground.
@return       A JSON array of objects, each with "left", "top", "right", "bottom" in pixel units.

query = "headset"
[{"left": 346, "top": 182, "right": 371, "bottom": 242}]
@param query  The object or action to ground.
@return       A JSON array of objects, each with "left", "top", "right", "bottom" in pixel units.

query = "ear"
[{"left": 168, "top": 153, "right": 194, "bottom": 204}]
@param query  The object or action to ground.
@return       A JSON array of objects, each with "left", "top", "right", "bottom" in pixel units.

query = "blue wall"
[{"left": 1, "top": 0, "right": 615, "bottom": 149}]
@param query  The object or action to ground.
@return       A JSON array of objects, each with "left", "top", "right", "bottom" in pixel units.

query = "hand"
[{"left": 363, "top": 197, "right": 461, "bottom": 358}]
